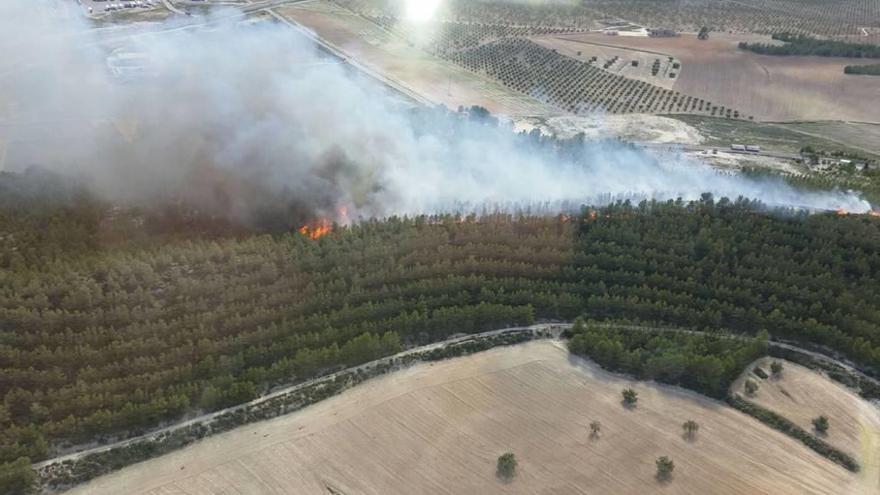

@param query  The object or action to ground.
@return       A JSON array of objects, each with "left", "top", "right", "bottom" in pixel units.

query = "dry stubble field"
[
  {"left": 538, "top": 33, "right": 880, "bottom": 123},
  {"left": 69, "top": 341, "right": 863, "bottom": 495},
  {"left": 733, "top": 356, "right": 880, "bottom": 493}
]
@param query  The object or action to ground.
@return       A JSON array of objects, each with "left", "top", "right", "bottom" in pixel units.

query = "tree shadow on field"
[
  {"left": 496, "top": 469, "right": 516, "bottom": 484},
  {"left": 656, "top": 472, "right": 674, "bottom": 484}
]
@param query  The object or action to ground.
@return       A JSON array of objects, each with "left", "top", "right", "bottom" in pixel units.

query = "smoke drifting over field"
[{"left": 0, "top": 1, "right": 871, "bottom": 230}]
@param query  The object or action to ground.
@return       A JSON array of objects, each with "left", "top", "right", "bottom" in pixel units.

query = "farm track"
[{"left": 34, "top": 322, "right": 877, "bottom": 472}]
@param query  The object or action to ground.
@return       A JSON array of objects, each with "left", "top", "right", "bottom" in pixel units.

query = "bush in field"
[
  {"left": 770, "top": 361, "right": 784, "bottom": 377},
  {"left": 682, "top": 420, "right": 699, "bottom": 440},
  {"left": 655, "top": 456, "right": 675, "bottom": 481},
  {"left": 745, "top": 379, "right": 759, "bottom": 396},
  {"left": 496, "top": 452, "right": 518, "bottom": 480},
  {"left": 813, "top": 415, "right": 829, "bottom": 434}
]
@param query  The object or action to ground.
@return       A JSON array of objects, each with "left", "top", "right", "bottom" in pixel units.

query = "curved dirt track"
[{"left": 69, "top": 341, "right": 859, "bottom": 495}]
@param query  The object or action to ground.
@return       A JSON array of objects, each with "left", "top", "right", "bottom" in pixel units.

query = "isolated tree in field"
[
  {"left": 813, "top": 415, "right": 829, "bottom": 434},
  {"left": 590, "top": 421, "right": 601, "bottom": 437},
  {"left": 682, "top": 420, "right": 699, "bottom": 440},
  {"left": 698, "top": 26, "right": 710, "bottom": 40},
  {"left": 744, "top": 379, "right": 759, "bottom": 396},
  {"left": 770, "top": 361, "right": 784, "bottom": 377},
  {"left": 655, "top": 456, "right": 675, "bottom": 481},
  {"left": 622, "top": 388, "right": 638, "bottom": 407},
  {"left": 496, "top": 452, "right": 518, "bottom": 480}
]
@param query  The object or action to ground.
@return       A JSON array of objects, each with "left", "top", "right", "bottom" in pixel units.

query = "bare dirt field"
[
  {"left": 70, "top": 341, "right": 862, "bottom": 495},
  {"left": 516, "top": 114, "right": 705, "bottom": 144},
  {"left": 733, "top": 357, "right": 880, "bottom": 492},
  {"left": 275, "top": 1, "right": 559, "bottom": 118},
  {"left": 539, "top": 33, "right": 880, "bottom": 123}
]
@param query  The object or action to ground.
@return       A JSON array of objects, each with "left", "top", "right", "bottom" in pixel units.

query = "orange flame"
[
  {"left": 298, "top": 219, "right": 332, "bottom": 240},
  {"left": 869, "top": 211, "right": 880, "bottom": 218},
  {"left": 836, "top": 209, "right": 849, "bottom": 217}
]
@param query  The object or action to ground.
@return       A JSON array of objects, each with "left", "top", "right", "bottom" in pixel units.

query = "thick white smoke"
[{"left": 0, "top": 0, "right": 871, "bottom": 228}]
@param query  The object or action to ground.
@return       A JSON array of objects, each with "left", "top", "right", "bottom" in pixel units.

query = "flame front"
[{"left": 298, "top": 219, "right": 332, "bottom": 240}]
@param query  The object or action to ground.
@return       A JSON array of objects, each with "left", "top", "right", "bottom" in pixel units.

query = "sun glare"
[{"left": 405, "top": 0, "right": 442, "bottom": 22}]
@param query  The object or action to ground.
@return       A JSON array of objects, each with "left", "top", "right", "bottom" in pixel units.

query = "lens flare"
[{"left": 405, "top": 0, "right": 441, "bottom": 22}]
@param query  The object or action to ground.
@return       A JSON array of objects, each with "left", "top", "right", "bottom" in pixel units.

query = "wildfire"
[
  {"left": 870, "top": 211, "right": 880, "bottom": 218},
  {"left": 836, "top": 209, "right": 849, "bottom": 217},
  {"left": 298, "top": 219, "right": 332, "bottom": 240}
]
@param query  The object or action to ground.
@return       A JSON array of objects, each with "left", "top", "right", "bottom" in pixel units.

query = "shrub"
[
  {"left": 745, "top": 379, "right": 759, "bottom": 396},
  {"left": 496, "top": 452, "right": 518, "bottom": 479},
  {"left": 682, "top": 420, "right": 699, "bottom": 439},
  {"left": 812, "top": 415, "right": 829, "bottom": 434},
  {"left": 655, "top": 456, "right": 674, "bottom": 480},
  {"left": 770, "top": 361, "right": 784, "bottom": 377}
]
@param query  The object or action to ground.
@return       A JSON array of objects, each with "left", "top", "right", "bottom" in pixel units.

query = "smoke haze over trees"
[{"left": 0, "top": 0, "right": 872, "bottom": 232}]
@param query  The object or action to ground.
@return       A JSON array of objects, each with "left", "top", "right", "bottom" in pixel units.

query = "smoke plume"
[{"left": 0, "top": 0, "right": 871, "bottom": 231}]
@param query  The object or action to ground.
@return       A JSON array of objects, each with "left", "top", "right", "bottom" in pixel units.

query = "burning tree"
[{"left": 298, "top": 219, "right": 333, "bottom": 240}]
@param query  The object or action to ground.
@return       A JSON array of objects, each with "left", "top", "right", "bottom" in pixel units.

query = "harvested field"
[
  {"left": 777, "top": 121, "right": 880, "bottom": 156},
  {"left": 541, "top": 32, "right": 880, "bottom": 123},
  {"left": 275, "top": 1, "right": 558, "bottom": 117},
  {"left": 733, "top": 357, "right": 880, "bottom": 491},
  {"left": 71, "top": 341, "right": 860, "bottom": 495}
]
